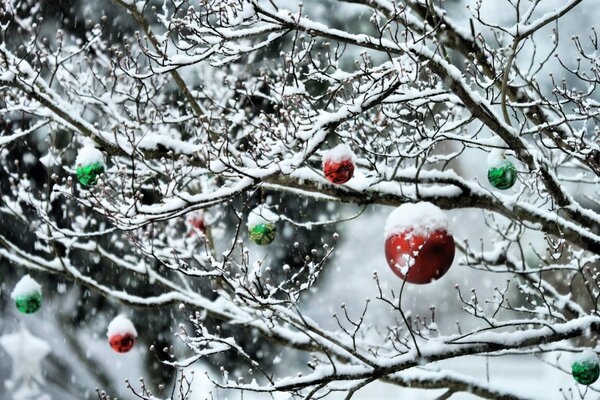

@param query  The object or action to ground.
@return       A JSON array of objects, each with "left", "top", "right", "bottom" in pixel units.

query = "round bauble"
[
  {"left": 249, "top": 223, "right": 277, "bottom": 245},
  {"left": 11, "top": 275, "right": 42, "bottom": 314},
  {"left": 487, "top": 159, "right": 517, "bottom": 190},
  {"left": 109, "top": 333, "right": 136, "bottom": 353},
  {"left": 323, "top": 144, "right": 355, "bottom": 184},
  {"left": 188, "top": 213, "right": 207, "bottom": 236},
  {"left": 572, "top": 350, "right": 600, "bottom": 385},
  {"left": 75, "top": 146, "right": 105, "bottom": 186},
  {"left": 384, "top": 202, "right": 455, "bottom": 284},
  {"left": 107, "top": 315, "right": 137, "bottom": 354},
  {"left": 247, "top": 205, "right": 279, "bottom": 246}
]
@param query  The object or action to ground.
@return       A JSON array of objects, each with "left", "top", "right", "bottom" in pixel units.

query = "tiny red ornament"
[
  {"left": 107, "top": 315, "right": 137, "bottom": 354},
  {"left": 109, "top": 333, "right": 136, "bottom": 353},
  {"left": 384, "top": 202, "right": 455, "bottom": 284},
  {"left": 322, "top": 144, "right": 355, "bottom": 184},
  {"left": 188, "top": 214, "right": 207, "bottom": 236}
]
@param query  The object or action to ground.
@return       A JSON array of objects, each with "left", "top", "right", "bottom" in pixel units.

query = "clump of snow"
[
  {"left": 39, "top": 152, "right": 60, "bottom": 168},
  {"left": 22, "top": 153, "right": 36, "bottom": 166},
  {"left": 323, "top": 144, "right": 354, "bottom": 164},
  {"left": 11, "top": 275, "right": 41, "bottom": 299},
  {"left": 384, "top": 202, "right": 450, "bottom": 239},
  {"left": 106, "top": 315, "right": 137, "bottom": 338},
  {"left": 75, "top": 146, "right": 104, "bottom": 167},
  {"left": 0, "top": 71, "right": 16, "bottom": 81},
  {"left": 228, "top": 1, "right": 256, "bottom": 25},
  {"left": 487, "top": 149, "right": 506, "bottom": 168},
  {"left": 574, "top": 349, "right": 599, "bottom": 365},
  {"left": 187, "top": 212, "right": 205, "bottom": 225},
  {"left": 247, "top": 205, "right": 279, "bottom": 228}
]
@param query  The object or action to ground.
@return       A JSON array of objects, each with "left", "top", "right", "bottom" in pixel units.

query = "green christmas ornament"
[
  {"left": 15, "top": 292, "right": 42, "bottom": 314},
  {"left": 247, "top": 205, "right": 279, "bottom": 246},
  {"left": 249, "top": 223, "right": 277, "bottom": 245},
  {"left": 572, "top": 350, "right": 600, "bottom": 385},
  {"left": 487, "top": 159, "right": 517, "bottom": 190},
  {"left": 75, "top": 146, "right": 105, "bottom": 186},
  {"left": 76, "top": 162, "right": 105, "bottom": 186},
  {"left": 11, "top": 275, "right": 42, "bottom": 314}
]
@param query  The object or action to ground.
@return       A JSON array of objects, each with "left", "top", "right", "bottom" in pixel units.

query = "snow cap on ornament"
[
  {"left": 11, "top": 275, "right": 42, "bottom": 314},
  {"left": 384, "top": 202, "right": 455, "bottom": 284},
  {"left": 572, "top": 350, "right": 600, "bottom": 385},
  {"left": 75, "top": 145, "right": 105, "bottom": 186},
  {"left": 322, "top": 144, "right": 355, "bottom": 184},
  {"left": 107, "top": 315, "right": 137, "bottom": 353},
  {"left": 487, "top": 150, "right": 517, "bottom": 190},
  {"left": 247, "top": 205, "right": 279, "bottom": 246}
]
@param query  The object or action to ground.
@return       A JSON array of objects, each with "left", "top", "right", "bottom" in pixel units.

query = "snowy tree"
[{"left": 2, "top": 0, "right": 600, "bottom": 399}]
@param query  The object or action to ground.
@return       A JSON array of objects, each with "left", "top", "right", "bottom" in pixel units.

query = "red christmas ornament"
[
  {"left": 385, "top": 229, "right": 455, "bottom": 284},
  {"left": 109, "top": 333, "right": 136, "bottom": 353},
  {"left": 324, "top": 159, "right": 354, "bottom": 184},
  {"left": 384, "top": 202, "right": 455, "bottom": 284},
  {"left": 107, "top": 315, "right": 137, "bottom": 354},
  {"left": 323, "top": 144, "right": 355, "bottom": 184},
  {"left": 188, "top": 214, "right": 207, "bottom": 236}
]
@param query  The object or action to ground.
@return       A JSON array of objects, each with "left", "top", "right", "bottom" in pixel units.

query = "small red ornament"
[
  {"left": 322, "top": 144, "right": 355, "bottom": 184},
  {"left": 107, "top": 315, "right": 137, "bottom": 354},
  {"left": 109, "top": 333, "right": 136, "bottom": 353},
  {"left": 188, "top": 214, "right": 207, "bottom": 236},
  {"left": 385, "top": 229, "right": 455, "bottom": 284},
  {"left": 384, "top": 202, "right": 455, "bottom": 284}
]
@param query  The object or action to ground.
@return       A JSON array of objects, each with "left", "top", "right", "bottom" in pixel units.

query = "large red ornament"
[
  {"left": 324, "top": 159, "right": 354, "bottom": 184},
  {"left": 109, "top": 333, "right": 136, "bottom": 353},
  {"left": 385, "top": 229, "right": 455, "bottom": 284}
]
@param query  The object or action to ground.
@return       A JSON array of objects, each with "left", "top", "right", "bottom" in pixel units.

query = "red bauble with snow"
[
  {"left": 384, "top": 202, "right": 455, "bottom": 284},
  {"left": 187, "top": 213, "right": 207, "bottom": 236},
  {"left": 323, "top": 144, "right": 355, "bottom": 184},
  {"left": 109, "top": 333, "right": 136, "bottom": 353},
  {"left": 107, "top": 315, "right": 137, "bottom": 354}
]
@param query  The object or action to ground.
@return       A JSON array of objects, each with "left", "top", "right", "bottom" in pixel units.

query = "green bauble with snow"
[
  {"left": 487, "top": 150, "right": 517, "bottom": 190},
  {"left": 250, "top": 223, "right": 276, "bottom": 245},
  {"left": 75, "top": 146, "right": 105, "bottom": 186},
  {"left": 572, "top": 350, "right": 600, "bottom": 385},
  {"left": 248, "top": 205, "right": 279, "bottom": 246},
  {"left": 11, "top": 275, "right": 42, "bottom": 314}
]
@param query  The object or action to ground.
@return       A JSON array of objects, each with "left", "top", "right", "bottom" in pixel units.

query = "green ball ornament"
[
  {"left": 572, "top": 350, "right": 600, "bottom": 385},
  {"left": 15, "top": 292, "right": 42, "bottom": 314},
  {"left": 487, "top": 159, "right": 517, "bottom": 190},
  {"left": 247, "top": 206, "right": 279, "bottom": 246},
  {"left": 75, "top": 146, "right": 105, "bottom": 186},
  {"left": 76, "top": 162, "right": 105, "bottom": 186},
  {"left": 249, "top": 223, "right": 276, "bottom": 245},
  {"left": 11, "top": 275, "right": 42, "bottom": 314}
]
